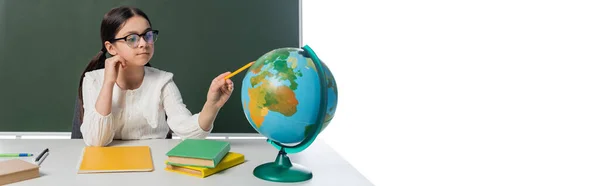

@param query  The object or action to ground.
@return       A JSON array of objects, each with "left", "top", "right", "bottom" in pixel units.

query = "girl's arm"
[
  {"left": 162, "top": 80, "right": 214, "bottom": 139},
  {"left": 197, "top": 102, "right": 220, "bottom": 131},
  {"left": 95, "top": 80, "right": 114, "bottom": 116},
  {"left": 80, "top": 76, "right": 117, "bottom": 146}
]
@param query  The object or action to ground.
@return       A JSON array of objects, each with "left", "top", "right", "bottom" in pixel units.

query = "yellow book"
[
  {"left": 78, "top": 146, "right": 154, "bottom": 173},
  {"left": 164, "top": 152, "right": 245, "bottom": 178}
]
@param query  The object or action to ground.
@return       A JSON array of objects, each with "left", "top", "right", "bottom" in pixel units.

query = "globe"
[{"left": 241, "top": 45, "right": 338, "bottom": 183}]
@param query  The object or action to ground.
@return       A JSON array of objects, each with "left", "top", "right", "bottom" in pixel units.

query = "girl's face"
[{"left": 105, "top": 16, "right": 156, "bottom": 67}]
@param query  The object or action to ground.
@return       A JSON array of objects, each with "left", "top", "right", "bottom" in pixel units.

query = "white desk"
[{"left": 0, "top": 139, "right": 373, "bottom": 186}]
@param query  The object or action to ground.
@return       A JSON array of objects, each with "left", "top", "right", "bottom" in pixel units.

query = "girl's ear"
[{"left": 104, "top": 41, "right": 117, "bottom": 56}]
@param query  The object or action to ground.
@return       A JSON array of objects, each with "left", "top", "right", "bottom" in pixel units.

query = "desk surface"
[{"left": 0, "top": 139, "right": 372, "bottom": 186}]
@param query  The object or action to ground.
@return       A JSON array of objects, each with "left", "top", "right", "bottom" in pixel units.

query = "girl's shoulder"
[{"left": 83, "top": 68, "right": 105, "bottom": 82}]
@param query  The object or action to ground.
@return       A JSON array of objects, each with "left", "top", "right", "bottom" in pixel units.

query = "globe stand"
[{"left": 253, "top": 148, "right": 313, "bottom": 182}]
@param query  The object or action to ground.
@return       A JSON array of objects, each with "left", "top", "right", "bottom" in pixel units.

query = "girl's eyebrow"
[{"left": 124, "top": 27, "right": 152, "bottom": 35}]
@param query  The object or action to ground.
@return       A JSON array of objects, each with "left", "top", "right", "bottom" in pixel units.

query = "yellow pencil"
[{"left": 225, "top": 61, "right": 255, "bottom": 79}]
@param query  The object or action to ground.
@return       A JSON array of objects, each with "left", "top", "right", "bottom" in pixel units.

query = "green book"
[{"left": 166, "top": 139, "right": 231, "bottom": 168}]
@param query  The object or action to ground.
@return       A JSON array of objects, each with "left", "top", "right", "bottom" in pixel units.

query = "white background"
[{"left": 305, "top": 0, "right": 600, "bottom": 185}]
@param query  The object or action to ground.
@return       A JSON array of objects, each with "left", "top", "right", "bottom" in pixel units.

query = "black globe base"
[{"left": 253, "top": 148, "right": 313, "bottom": 183}]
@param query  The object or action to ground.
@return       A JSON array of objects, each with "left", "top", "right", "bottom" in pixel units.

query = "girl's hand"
[
  {"left": 206, "top": 72, "right": 234, "bottom": 109},
  {"left": 103, "top": 55, "right": 126, "bottom": 84}
]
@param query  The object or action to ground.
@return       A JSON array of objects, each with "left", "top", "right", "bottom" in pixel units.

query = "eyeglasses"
[{"left": 110, "top": 30, "right": 159, "bottom": 48}]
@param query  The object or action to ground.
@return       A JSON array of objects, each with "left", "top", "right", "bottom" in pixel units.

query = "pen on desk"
[
  {"left": 0, "top": 153, "right": 33, "bottom": 157},
  {"left": 36, "top": 151, "right": 49, "bottom": 166},
  {"left": 35, "top": 148, "right": 49, "bottom": 162}
]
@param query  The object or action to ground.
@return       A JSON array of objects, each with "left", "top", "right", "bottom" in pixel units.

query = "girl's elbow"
[{"left": 84, "top": 137, "right": 112, "bottom": 147}]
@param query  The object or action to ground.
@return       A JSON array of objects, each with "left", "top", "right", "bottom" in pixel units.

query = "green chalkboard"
[{"left": 0, "top": 0, "right": 300, "bottom": 133}]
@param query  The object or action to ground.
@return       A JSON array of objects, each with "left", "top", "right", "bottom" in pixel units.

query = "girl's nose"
[{"left": 137, "top": 36, "right": 148, "bottom": 48}]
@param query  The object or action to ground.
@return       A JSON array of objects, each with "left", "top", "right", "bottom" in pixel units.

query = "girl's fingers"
[
  {"left": 226, "top": 79, "right": 234, "bottom": 91},
  {"left": 217, "top": 80, "right": 228, "bottom": 93},
  {"left": 221, "top": 86, "right": 228, "bottom": 93},
  {"left": 108, "top": 55, "right": 124, "bottom": 67},
  {"left": 118, "top": 56, "right": 126, "bottom": 68},
  {"left": 211, "top": 72, "right": 234, "bottom": 93},
  {"left": 216, "top": 72, "right": 231, "bottom": 81},
  {"left": 212, "top": 72, "right": 227, "bottom": 84},
  {"left": 218, "top": 80, "right": 234, "bottom": 93}
]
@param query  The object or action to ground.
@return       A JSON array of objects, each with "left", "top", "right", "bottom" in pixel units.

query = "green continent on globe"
[
  {"left": 246, "top": 50, "right": 303, "bottom": 128},
  {"left": 304, "top": 123, "right": 316, "bottom": 137}
]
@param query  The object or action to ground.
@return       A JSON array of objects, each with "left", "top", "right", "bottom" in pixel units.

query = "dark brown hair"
[{"left": 77, "top": 6, "right": 152, "bottom": 122}]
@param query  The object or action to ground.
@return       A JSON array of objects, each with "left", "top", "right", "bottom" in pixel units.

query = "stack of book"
[{"left": 165, "top": 139, "right": 245, "bottom": 178}]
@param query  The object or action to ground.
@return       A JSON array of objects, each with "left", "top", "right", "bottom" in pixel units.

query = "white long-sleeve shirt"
[{"left": 80, "top": 66, "right": 211, "bottom": 146}]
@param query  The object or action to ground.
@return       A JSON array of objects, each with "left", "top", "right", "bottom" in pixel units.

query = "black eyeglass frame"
[{"left": 109, "top": 29, "right": 159, "bottom": 47}]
